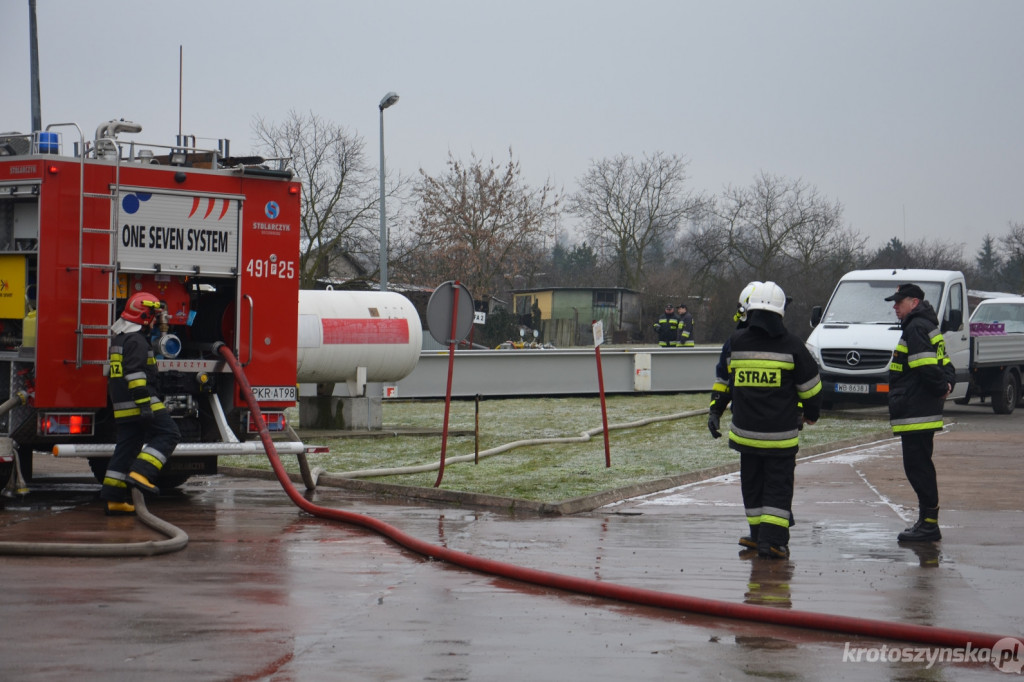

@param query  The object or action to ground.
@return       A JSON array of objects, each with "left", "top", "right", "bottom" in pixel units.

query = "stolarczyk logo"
[{"left": 841, "top": 637, "right": 1024, "bottom": 672}]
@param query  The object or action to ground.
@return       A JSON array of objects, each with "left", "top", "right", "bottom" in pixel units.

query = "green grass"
[{"left": 222, "top": 394, "right": 891, "bottom": 502}]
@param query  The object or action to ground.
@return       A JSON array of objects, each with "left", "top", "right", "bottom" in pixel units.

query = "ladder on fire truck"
[{"left": 69, "top": 125, "right": 122, "bottom": 369}]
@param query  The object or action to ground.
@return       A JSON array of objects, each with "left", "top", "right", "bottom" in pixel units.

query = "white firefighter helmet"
[
  {"left": 745, "top": 281, "right": 787, "bottom": 316},
  {"left": 735, "top": 281, "right": 763, "bottom": 322}
]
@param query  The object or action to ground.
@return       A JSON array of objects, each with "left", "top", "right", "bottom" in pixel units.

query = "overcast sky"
[{"left": 3, "top": 0, "right": 1022, "bottom": 256}]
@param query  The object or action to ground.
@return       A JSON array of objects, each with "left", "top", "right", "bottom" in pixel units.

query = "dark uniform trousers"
[
  {"left": 900, "top": 431, "right": 939, "bottom": 511},
  {"left": 740, "top": 452, "right": 796, "bottom": 547},
  {"left": 99, "top": 410, "right": 180, "bottom": 503}
]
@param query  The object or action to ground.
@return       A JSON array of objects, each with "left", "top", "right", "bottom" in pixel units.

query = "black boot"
[
  {"left": 739, "top": 524, "right": 759, "bottom": 549},
  {"left": 898, "top": 508, "right": 941, "bottom": 542},
  {"left": 756, "top": 525, "right": 790, "bottom": 559},
  {"left": 757, "top": 543, "right": 790, "bottom": 559}
]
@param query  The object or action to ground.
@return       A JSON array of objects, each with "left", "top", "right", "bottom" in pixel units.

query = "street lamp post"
[{"left": 378, "top": 91, "right": 399, "bottom": 291}]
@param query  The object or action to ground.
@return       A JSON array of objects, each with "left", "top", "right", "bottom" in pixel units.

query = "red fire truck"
[{"left": 0, "top": 120, "right": 304, "bottom": 487}]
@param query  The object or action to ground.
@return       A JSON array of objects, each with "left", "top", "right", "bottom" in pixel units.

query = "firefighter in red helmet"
[{"left": 99, "top": 291, "right": 181, "bottom": 515}]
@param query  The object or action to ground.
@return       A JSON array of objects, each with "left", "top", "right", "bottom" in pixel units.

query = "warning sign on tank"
[{"left": 116, "top": 190, "right": 240, "bottom": 275}]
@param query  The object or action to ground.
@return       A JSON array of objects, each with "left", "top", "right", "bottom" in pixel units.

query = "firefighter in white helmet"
[
  {"left": 707, "top": 281, "right": 822, "bottom": 559},
  {"left": 709, "top": 281, "right": 761, "bottom": 401},
  {"left": 99, "top": 291, "right": 181, "bottom": 516}
]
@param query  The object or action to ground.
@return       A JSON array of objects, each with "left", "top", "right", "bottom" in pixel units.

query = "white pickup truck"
[
  {"left": 805, "top": 269, "right": 1024, "bottom": 414},
  {"left": 962, "top": 296, "right": 1024, "bottom": 412}
]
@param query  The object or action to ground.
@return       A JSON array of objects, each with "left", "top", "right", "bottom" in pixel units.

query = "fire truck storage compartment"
[
  {"left": 0, "top": 185, "right": 39, "bottom": 353},
  {"left": 0, "top": 255, "right": 32, "bottom": 348},
  {"left": 0, "top": 184, "right": 38, "bottom": 480}
]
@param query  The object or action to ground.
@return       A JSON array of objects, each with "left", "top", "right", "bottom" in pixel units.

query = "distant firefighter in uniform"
[
  {"left": 708, "top": 281, "right": 822, "bottom": 559},
  {"left": 653, "top": 303, "right": 678, "bottom": 347},
  {"left": 675, "top": 302, "right": 695, "bottom": 347},
  {"left": 99, "top": 292, "right": 181, "bottom": 516}
]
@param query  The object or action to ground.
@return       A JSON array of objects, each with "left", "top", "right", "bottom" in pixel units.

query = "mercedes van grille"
[{"left": 821, "top": 348, "right": 893, "bottom": 370}]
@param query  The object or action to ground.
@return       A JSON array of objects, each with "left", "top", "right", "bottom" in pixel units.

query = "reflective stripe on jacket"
[
  {"left": 108, "top": 331, "right": 165, "bottom": 420},
  {"left": 654, "top": 314, "right": 678, "bottom": 346},
  {"left": 887, "top": 300, "right": 955, "bottom": 434},
  {"left": 710, "top": 325, "right": 822, "bottom": 456}
]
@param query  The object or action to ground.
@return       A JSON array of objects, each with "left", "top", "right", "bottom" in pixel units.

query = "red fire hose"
[{"left": 217, "top": 342, "right": 1016, "bottom": 649}]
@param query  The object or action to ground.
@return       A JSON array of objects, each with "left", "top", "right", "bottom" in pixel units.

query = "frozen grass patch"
[{"left": 223, "top": 394, "right": 890, "bottom": 502}]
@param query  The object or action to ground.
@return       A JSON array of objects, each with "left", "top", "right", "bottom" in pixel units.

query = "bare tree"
[
  {"left": 401, "top": 149, "right": 560, "bottom": 299},
  {"left": 683, "top": 213, "right": 733, "bottom": 286},
  {"left": 711, "top": 171, "right": 853, "bottom": 280},
  {"left": 568, "top": 152, "right": 706, "bottom": 290},
  {"left": 683, "top": 172, "right": 863, "bottom": 342},
  {"left": 252, "top": 110, "right": 405, "bottom": 288}
]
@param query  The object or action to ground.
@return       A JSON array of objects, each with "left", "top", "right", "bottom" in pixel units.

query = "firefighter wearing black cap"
[
  {"left": 675, "top": 303, "right": 695, "bottom": 347},
  {"left": 708, "top": 281, "right": 822, "bottom": 559},
  {"left": 884, "top": 283, "right": 955, "bottom": 543},
  {"left": 653, "top": 303, "right": 678, "bottom": 347}
]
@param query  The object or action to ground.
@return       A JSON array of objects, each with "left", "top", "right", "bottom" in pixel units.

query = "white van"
[{"left": 804, "top": 269, "right": 970, "bottom": 405}]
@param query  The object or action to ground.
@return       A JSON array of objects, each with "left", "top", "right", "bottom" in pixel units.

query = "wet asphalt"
[{"left": 0, "top": 401, "right": 1021, "bottom": 681}]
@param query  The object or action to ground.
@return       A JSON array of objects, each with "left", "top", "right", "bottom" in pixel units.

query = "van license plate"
[{"left": 834, "top": 383, "right": 870, "bottom": 394}]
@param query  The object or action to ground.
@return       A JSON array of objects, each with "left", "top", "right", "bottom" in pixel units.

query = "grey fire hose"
[
  {"left": 0, "top": 386, "right": 188, "bottom": 557},
  {"left": 0, "top": 489, "right": 188, "bottom": 557}
]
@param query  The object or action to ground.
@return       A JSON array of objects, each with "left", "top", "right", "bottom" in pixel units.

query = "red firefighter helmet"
[{"left": 121, "top": 291, "right": 164, "bottom": 325}]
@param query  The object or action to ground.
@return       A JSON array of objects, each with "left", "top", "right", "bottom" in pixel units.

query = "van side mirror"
[
  {"left": 942, "top": 309, "right": 963, "bottom": 333},
  {"left": 810, "top": 305, "right": 822, "bottom": 327}
]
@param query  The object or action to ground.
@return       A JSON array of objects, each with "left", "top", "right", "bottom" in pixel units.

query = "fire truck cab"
[{"left": 0, "top": 121, "right": 304, "bottom": 486}]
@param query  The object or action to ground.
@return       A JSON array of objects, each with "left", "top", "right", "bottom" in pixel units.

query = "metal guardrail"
[{"left": 383, "top": 347, "right": 719, "bottom": 399}]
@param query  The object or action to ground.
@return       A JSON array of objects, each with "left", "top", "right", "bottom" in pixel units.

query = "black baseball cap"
[{"left": 884, "top": 283, "right": 926, "bottom": 302}]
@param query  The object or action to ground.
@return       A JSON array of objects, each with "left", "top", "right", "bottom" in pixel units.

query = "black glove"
[
  {"left": 138, "top": 402, "right": 154, "bottom": 421},
  {"left": 708, "top": 412, "right": 722, "bottom": 439}
]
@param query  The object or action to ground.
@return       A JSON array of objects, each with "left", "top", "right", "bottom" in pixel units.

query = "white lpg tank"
[{"left": 296, "top": 290, "right": 422, "bottom": 383}]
